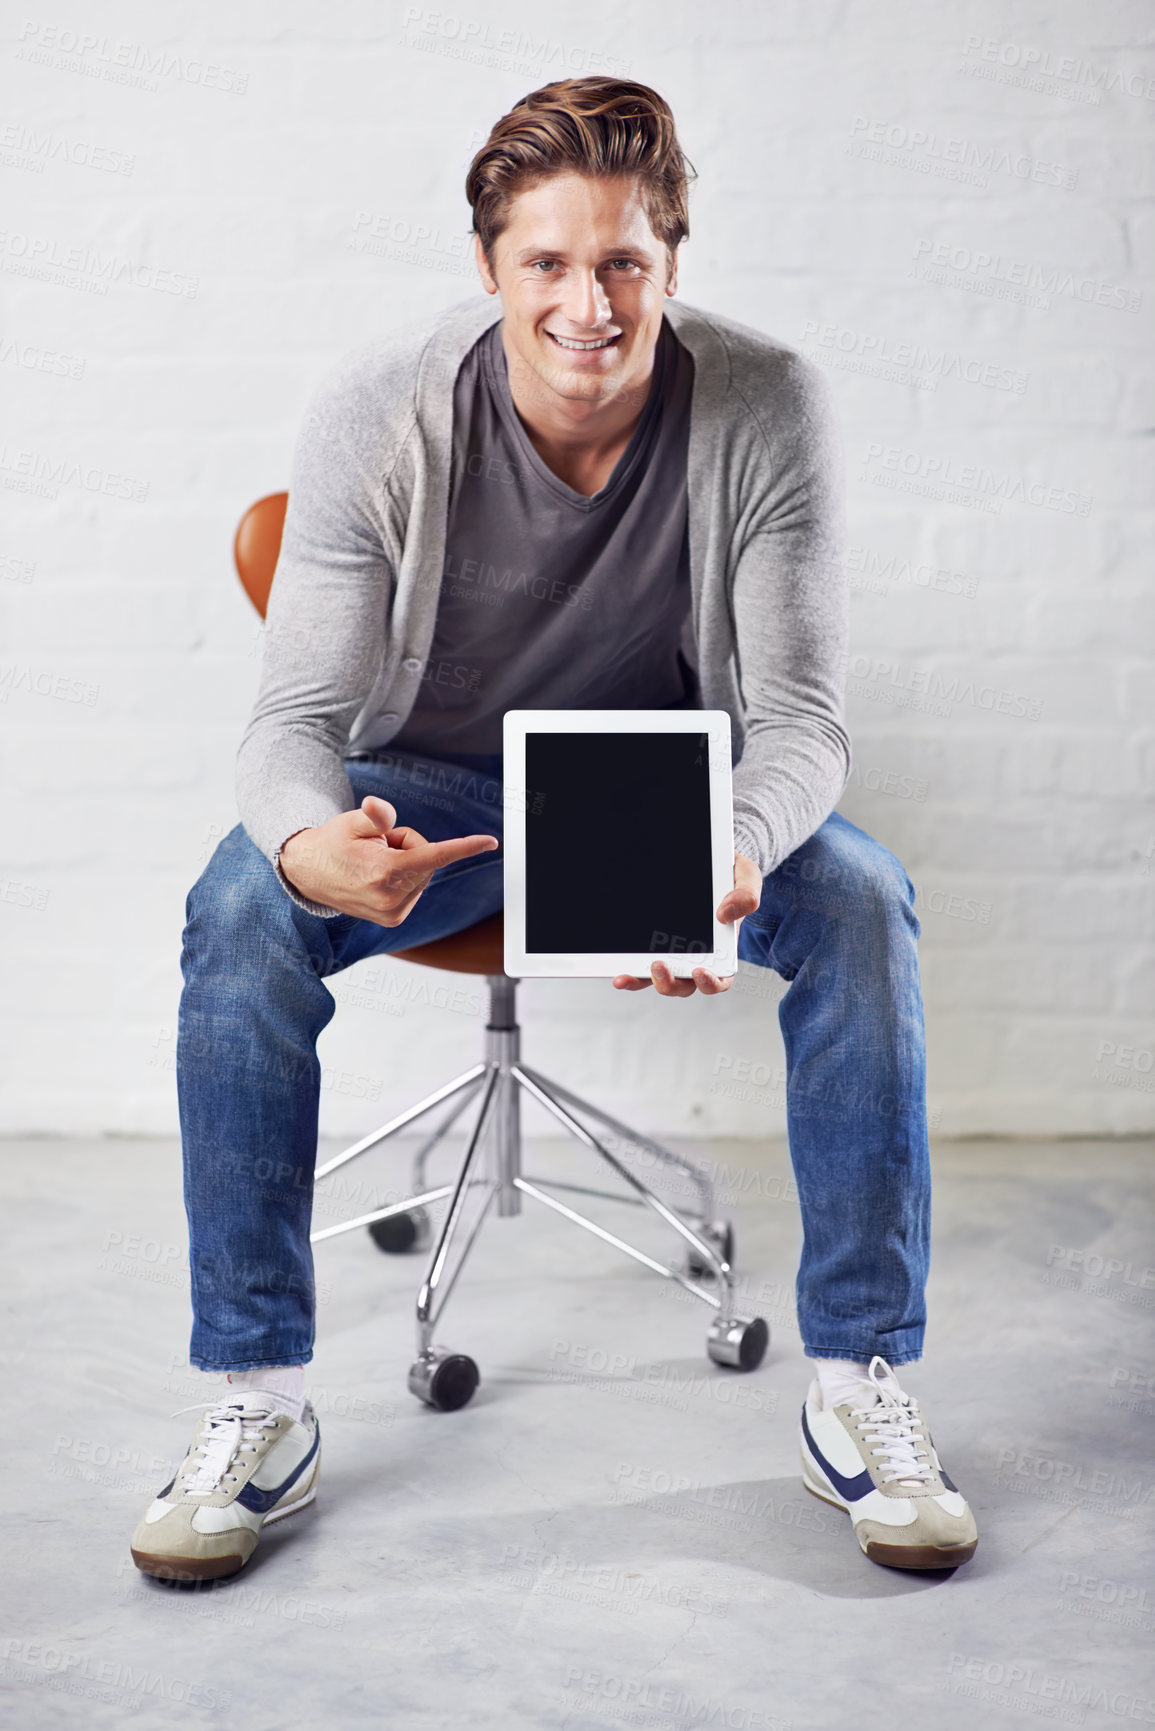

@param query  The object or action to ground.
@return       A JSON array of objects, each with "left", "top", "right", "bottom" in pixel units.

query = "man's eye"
[
  {"left": 532, "top": 260, "right": 558, "bottom": 272},
  {"left": 607, "top": 259, "right": 638, "bottom": 271}
]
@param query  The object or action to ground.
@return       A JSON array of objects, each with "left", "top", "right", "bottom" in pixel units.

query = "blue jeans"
[{"left": 177, "top": 748, "right": 930, "bottom": 1372}]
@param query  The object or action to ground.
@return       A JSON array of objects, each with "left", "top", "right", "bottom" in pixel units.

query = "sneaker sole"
[
  {"left": 131, "top": 1462, "right": 319, "bottom": 1582},
  {"left": 131, "top": 1546, "right": 249, "bottom": 1583},
  {"left": 859, "top": 1535, "right": 977, "bottom": 1571},
  {"left": 801, "top": 1458, "right": 977, "bottom": 1572}
]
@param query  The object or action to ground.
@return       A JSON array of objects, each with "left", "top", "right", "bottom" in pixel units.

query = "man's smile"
[{"left": 545, "top": 331, "right": 623, "bottom": 351}]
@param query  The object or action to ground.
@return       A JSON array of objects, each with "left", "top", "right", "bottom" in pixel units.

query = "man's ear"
[
  {"left": 665, "top": 247, "right": 679, "bottom": 297},
  {"left": 475, "top": 233, "right": 498, "bottom": 295}
]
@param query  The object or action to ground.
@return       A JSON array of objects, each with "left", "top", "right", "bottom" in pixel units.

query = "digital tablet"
[{"left": 502, "top": 710, "right": 738, "bottom": 980}]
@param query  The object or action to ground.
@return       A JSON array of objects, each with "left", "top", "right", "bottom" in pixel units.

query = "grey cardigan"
[{"left": 236, "top": 295, "right": 852, "bottom": 915}]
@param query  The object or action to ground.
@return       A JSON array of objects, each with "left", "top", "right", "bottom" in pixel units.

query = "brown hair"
[{"left": 465, "top": 77, "right": 695, "bottom": 269}]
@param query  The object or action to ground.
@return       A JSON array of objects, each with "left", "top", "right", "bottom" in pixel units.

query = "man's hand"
[
  {"left": 612, "top": 852, "right": 761, "bottom": 998},
  {"left": 279, "top": 796, "right": 499, "bottom": 926}
]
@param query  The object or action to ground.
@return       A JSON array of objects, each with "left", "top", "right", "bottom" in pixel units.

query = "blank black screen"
[{"left": 525, "top": 732, "right": 715, "bottom": 954}]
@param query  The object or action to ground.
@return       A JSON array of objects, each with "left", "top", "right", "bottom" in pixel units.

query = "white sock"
[
  {"left": 808, "top": 1356, "right": 876, "bottom": 1411},
  {"left": 224, "top": 1365, "right": 307, "bottom": 1424}
]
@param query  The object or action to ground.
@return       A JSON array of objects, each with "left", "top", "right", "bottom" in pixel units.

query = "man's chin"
[
  {"left": 522, "top": 352, "right": 626, "bottom": 405},
  {"left": 552, "top": 370, "right": 623, "bottom": 400}
]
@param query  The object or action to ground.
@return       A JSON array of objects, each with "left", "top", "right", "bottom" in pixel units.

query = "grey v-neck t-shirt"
[{"left": 390, "top": 315, "right": 699, "bottom": 757}]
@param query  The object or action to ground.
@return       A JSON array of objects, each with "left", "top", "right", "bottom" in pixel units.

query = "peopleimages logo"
[
  {"left": 845, "top": 763, "right": 928, "bottom": 802},
  {"left": 912, "top": 238, "right": 1142, "bottom": 313},
  {"left": 0, "top": 229, "right": 198, "bottom": 298},
  {"left": 15, "top": 21, "right": 249, "bottom": 93},
  {"left": 961, "top": 34, "right": 1155, "bottom": 103},
  {"left": 860, "top": 442, "right": 1092, "bottom": 517},
  {"left": 0, "top": 445, "right": 148, "bottom": 503},
  {"left": 0, "top": 337, "right": 85, "bottom": 379},
  {"left": 0, "top": 122, "right": 135, "bottom": 175},
  {"left": 945, "top": 1653, "right": 1155, "bottom": 1723},
  {"left": 1, "top": 1639, "right": 231, "bottom": 1713},
  {"left": 992, "top": 1445, "right": 1155, "bottom": 1510},
  {"left": 840, "top": 651, "right": 1044, "bottom": 721},
  {"left": 0, "top": 664, "right": 100, "bottom": 706},
  {"left": 802, "top": 320, "right": 1028, "bottom": 393},
  {"left": 399, "top": 6, "right": 630, "bottom": 78},
  {"left": 1059, "top": 1569, "right": 1155, "bottom": 1628},
  {"left": 560, "top": 1670, "right": 790, "bottom": 1731},
  {"left": 846, "top": 116, "right": 1078, "bottom": 190},
  {"left": 846, "top": 545, "right": 980, "bottom": 599}
]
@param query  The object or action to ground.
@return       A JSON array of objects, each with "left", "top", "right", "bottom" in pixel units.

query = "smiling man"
[{"left": 130, "top": 78, "right": 977, "bottom": 1583}]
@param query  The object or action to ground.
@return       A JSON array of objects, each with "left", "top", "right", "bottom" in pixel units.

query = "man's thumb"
[{"left": 360, "top": 795, "right": 398, "bottom": 834}]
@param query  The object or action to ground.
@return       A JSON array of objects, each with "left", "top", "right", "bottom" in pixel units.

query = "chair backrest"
[
  {"left": 231, "top": 493, "right": 506, "bottom": 976},
  {"left": 234, "top": 491, "right": 288, "bottom": 621}
]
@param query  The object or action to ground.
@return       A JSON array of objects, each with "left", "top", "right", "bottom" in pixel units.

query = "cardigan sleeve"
[
  {"left": 726, "top": 352, "right": 852, "bottom": 878},
  {"left": 234, "top": 357, "right": 401, "bottom": 915}
]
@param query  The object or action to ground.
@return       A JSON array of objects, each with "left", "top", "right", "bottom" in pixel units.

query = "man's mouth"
[{"left": 545, "top": 331, "right": 622, "bottom": 351}]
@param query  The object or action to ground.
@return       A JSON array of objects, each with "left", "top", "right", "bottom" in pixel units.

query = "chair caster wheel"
[
  {"left": 369, "top": 1207, "right": 432, "bottom": 1255},
  {"left": 408, "top": 1350, "right": 480, "bottom": 1412},
  {"left": 706, "top": 1314, "right": 769, "bottom": 1371},
  {"left": 685, "top": 1219, "right": 734, "bottom": 1278}
]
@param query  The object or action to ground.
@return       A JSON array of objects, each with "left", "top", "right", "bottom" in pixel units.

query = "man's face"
[{"left": 475, "top": 171, "right": 678, "bottom": 412}]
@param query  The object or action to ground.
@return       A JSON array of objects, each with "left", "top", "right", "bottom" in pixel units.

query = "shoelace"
[
  {"left": 168, "top": 1399, "right": 279, "bottom": 1497},
  {"left": 848, "top": 1356, "right": 935, "bottom": 1489}
]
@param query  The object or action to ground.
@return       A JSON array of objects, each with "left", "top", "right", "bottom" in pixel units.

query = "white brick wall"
[{"left": 1, "top": 1, "right": 1151, "bottom": 1137}]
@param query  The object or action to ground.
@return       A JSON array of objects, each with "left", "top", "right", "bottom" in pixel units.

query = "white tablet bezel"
[{"left": 502, "top": 709, "right": 738, "bottom": 979}]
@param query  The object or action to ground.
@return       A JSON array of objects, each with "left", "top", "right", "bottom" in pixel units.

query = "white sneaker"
[
  {"left": 130, "top": 1392, "right": 320, "bottom": 1581},
  {"left": 799, "top": 1356, "right": 978, "bottom": 1570}
]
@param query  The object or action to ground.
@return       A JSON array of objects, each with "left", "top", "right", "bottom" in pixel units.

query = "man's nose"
[{"left": 561, "top": 269, "right": 613, "bottom": 330}]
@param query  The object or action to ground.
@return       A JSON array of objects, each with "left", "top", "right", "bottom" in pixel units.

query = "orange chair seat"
[{"left": 392, "top": 911, "right": 504, "bottom": 975}]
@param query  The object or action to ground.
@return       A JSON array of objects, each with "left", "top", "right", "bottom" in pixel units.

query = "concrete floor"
[{"left": 1, "top": 1131, "right": 1152, "bottom": 1731}]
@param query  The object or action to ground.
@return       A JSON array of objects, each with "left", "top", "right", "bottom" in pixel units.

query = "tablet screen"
[{"left": 525, "top": 731, "right": 715, "bottom": 955}]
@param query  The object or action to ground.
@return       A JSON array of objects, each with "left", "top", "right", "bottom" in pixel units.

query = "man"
[{"left": 131, "top": 77, "right": 977, "bottom": 1582}]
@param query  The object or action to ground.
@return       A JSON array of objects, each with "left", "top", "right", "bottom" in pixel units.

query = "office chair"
[{"left": 234, "top": 493, "right": 769, "bottom": 1412}]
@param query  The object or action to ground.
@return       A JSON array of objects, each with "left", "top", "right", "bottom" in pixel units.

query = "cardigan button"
[{"left": 403, "top": 656, "right": 422, "bottom": 672}]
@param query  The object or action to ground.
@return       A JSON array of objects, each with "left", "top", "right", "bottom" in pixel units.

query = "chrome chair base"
[{"left": 311, "top": 975, "right": 770, "bottom": 1408}]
